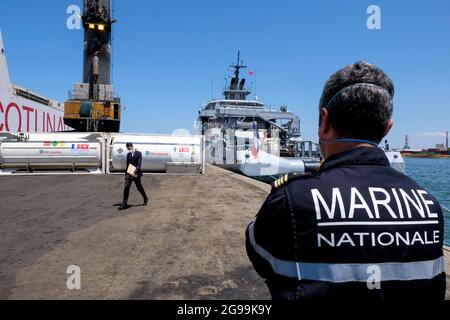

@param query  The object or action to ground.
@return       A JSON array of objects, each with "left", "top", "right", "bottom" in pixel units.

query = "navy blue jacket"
[
  {"left": 246, "top": 147, "right": 446, "bottom": 301},
  {"left": 126, "top": 150, "right": 143, "bottom": 177}
]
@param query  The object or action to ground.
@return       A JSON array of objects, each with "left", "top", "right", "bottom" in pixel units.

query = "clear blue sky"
[{"left": 1, "top": 0, "right": 449, "bottom": 149}]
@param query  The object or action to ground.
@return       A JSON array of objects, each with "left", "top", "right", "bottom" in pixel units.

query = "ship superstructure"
[
  {"left": 196, "top": 53, "right": 405, "bottom": 178},
  {"left": 196, "top": 52, "right": 320, "bottom": 177}
]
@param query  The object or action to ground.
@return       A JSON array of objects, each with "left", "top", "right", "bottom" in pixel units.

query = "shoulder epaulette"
[{"left": 271, "top": 172, "right": 313, "bottom": 192}]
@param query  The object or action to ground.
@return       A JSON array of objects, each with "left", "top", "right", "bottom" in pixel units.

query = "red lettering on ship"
[
  {"left": 46, "top": 113, "right": 54, "bottom": 132},
  {"left": 22, "top": 106, "right": 34, "bottom": 132},
  {"left": 5, "top": 102, "right": 22, "bottom": 132},
  {"left": 58, "top": 117, "right": 64, "bottom": 132},
  {"left": 34, "top": 109, "right": 38, "bottom": 132},
  {"left": 0, "top": 101, "right": 3, "bottom": 131},
  {"left": 0, "top": 100, "right": 68, "bottom": 133}
]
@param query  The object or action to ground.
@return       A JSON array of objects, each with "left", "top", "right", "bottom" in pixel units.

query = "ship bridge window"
[{"left": 206, "top": 103, "right": 216, "bottom": 110}]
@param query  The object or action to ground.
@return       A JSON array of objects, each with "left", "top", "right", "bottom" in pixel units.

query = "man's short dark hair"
[
  {"left": 319, "top": 61, "right": 395, "bottom": 143},
  {"left": 126, "top": 143, "right": 133, "bottom": 148}
]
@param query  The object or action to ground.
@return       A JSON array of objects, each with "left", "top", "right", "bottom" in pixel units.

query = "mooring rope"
[{"left": 441, "top": 204, "right": 450, "bottom": 213}]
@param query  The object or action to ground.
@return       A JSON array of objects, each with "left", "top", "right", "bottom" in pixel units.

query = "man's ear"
[
  {"left": 384, "top": 118, "right": 394, "bottom": 136},
  {"left": 319, "top": 108, "right": 331, "bottom": 137}
]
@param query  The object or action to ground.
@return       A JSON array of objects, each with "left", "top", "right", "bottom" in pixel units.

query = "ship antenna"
[
  {"left": 211, "top": 79, "right": 214, "bottom": 100},
  {"left": 229, "top": 50, "right": 247, "bottom": 82},
  {"left": 236, "top": 51, "right": 240, "bottom": 79}
]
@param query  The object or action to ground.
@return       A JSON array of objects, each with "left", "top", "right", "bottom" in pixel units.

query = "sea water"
[{"left": 404, "top": 158, "right": 450, "bottom": 246}]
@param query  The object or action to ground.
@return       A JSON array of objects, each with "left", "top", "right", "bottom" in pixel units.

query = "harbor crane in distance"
[{"left": 64, "top": 0, "right": 121, "bottom": 132}]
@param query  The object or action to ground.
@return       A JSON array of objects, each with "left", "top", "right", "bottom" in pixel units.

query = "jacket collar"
[{"left": 320, "top": 147, "right": 390, "bottom": 172}]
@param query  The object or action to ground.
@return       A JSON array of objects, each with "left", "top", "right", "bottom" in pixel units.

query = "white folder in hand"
[{"left": 127, "top": 164, "right": 136, "bottom": 176}]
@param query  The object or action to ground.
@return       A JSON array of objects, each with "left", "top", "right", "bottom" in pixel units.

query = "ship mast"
[
  {"left": 230, "top": 51, "right": 246, "bottom": 85},
  {"left": 224, "top": 51, "right": 251, "bottom": 101}
]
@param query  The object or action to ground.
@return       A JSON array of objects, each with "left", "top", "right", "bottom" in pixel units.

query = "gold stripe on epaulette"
[{"left": 273, "top": 174, "right": 293, "bottom": 190}]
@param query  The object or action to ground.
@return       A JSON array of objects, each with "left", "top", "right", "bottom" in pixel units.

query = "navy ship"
[
  {"left": 196, "top": 52, "right": 404, "bottom": 178},
  {"left": 196, "top": 52, "right": 321, "bottom": 178}
]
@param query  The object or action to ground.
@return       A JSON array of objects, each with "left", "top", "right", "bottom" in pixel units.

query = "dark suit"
[{"left": 123, "top": 150, "right": 147, "bottom": 203}]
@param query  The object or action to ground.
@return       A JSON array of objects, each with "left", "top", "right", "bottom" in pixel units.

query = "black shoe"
[
  {"left": 119, "top": 203, "right": 130, "bottom": 210},
  {"left": 143, "top": 197, "right": 149, "bottom": 206}
]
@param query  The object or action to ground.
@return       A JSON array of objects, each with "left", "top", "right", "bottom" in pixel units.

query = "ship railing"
[{"left": 216, "top": 138, "right": 319, "bottom": 157}]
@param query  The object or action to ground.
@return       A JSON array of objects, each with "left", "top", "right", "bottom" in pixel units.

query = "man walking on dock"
[
  {"left": 246, "top": 61, "right": 446, "bottom": 301},
  {"left": 119, "top": 143, "right": 149, "bottom": 210}
]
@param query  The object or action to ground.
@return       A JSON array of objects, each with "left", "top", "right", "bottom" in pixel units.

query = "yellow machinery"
[{"left": 64, "top": 99, "right": 121, "bottom": 132}]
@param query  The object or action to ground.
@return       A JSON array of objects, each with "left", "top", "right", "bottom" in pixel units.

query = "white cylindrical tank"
[
  {"left": 109, "top": 134, "right": 202, "bottom": 172},
  {"left": 0, "top": 133, "right": 103, "bottom": 171}
]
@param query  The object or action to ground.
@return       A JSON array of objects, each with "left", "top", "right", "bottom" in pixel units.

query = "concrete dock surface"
[
  {"left": 0, "top": 165, "right": 270, "bottom": 299},
  {"left": 0, "top": 165, "right": 448, "bottom": 300}
]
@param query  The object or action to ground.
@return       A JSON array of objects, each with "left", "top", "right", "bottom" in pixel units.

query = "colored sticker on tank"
[
  {"left": 43, "top": 141, "right": 66, "bottom": 147},
  {"left": 71, "top": 144, "right": 89, "bottom": 150}
]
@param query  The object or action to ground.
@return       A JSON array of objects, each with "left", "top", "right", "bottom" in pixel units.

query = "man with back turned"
[
  {"left": 119, "top": 142, "right": 149, "bottom": 210},
  {"left": 246, "top": 61, "right": 446, "bottom": 301}
]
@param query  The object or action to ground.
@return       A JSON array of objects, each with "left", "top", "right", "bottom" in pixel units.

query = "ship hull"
[
  {"left": 0, "top": 90, "right": 68, "bottom": 133},
  {"left": 0, "top": 31, "right": 69, "bottom": 133}
]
